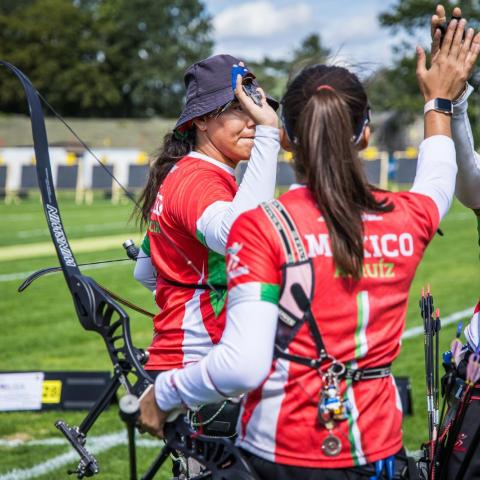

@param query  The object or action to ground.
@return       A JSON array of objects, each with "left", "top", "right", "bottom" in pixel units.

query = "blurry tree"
[
  {"left": 93, "top": 0, "right": 212, "bottom": 117},
  {"left": 292, "top": 33, "right": 330, "bottom": 67},
  {"left": 250, "top": 33, "right": 330, "bottom": 101},
  {"left": 0, "top": 0, "right": 212, "bottom": 117},
  {"left": 0, "top": 0, "right": 119, "bottom": 116},
  {"left": 371, "top": 0, "right": 480, "bottom": 146}
]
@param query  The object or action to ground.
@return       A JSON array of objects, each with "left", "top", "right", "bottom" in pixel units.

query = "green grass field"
[{"left": 0, "top": 194, "right": 478, "bottom": 479}]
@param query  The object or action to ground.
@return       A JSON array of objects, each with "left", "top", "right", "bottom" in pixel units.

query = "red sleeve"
[
  {"left": 226, "top": 207, "right": 282, "bottom": 293},
  {"left": 165, "top": 168, "right": 235, "bottom": 242},
  {"left": 397, "top": 192, "right": 440, "bottom": 242}
]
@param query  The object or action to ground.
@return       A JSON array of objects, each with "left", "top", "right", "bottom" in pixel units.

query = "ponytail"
[
  {"left": 283, "top": 65, "right": 393, "bottom": 280},
  {"left": 136, "top": 129, "right": 195, "bottom": 228}
]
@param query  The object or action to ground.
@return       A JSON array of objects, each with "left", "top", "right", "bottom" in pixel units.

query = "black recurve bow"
[{"left": 1, "top": 61, "right": 257, "bottom": 480}]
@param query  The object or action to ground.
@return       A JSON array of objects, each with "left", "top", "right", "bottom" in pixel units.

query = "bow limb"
[{"left": 0, "top": 60, "right": 151, "bottom": 388}]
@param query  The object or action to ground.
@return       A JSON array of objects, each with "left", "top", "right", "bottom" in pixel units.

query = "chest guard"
[{"left": 261, "top": 200, "right": 315, "bottom": 352}]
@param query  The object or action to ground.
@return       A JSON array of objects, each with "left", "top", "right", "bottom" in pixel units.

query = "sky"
[{"left": 203, "top": 0, "right": 431, "bottom": 70}]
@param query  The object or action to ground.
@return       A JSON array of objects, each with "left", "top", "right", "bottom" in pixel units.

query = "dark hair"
[
  {"left": 136, "top": 129, "right": 195, "bottom": 227},
  {"left": 282, "top": 64, "right": 393, "bottom": 280}
]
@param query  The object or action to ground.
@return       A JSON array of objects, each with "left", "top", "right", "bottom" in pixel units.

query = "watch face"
[{"left": 435, "top": 98, "right": 452, "bottom": 112}]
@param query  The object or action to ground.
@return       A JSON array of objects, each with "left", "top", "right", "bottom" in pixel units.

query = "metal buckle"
[{"left": 352, "top": 370, "right": 363, "bottom": 381}]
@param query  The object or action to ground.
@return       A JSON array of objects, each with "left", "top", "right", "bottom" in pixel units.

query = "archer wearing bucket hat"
[
  {"left": 132, "top": 55, "right": 282, "bottom": 457},
  {"left": 175, "top": 53, "right": 279, "bottom": 132}
]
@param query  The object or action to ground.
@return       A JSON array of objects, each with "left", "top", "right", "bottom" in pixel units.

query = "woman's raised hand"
[
  {"left": 417, "top": 18, "right": 480, "bottom": 102},
  {"left": 430, "top": 4, "right": 475, "bottom": 99},
  {"left": 234, "top": 73, "right": 278, "bottom": 128},
  {"left": 430, "top": 4, "right": 462, "bottom": 58}
]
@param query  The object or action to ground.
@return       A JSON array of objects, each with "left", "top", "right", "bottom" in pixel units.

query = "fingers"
[
  {"left": 436, "top": 4, "right": 446, "bottom": 21},
  {"left": 416, "top": 46, "right": 427, "bottom": 79},
  {"left": 452, "top": 7, "right": 461, "bottom": 18},
  {"left": 449, "top": 18, "right": 467, "bottom": 58},
  {"left": 431, "top": 28, "right": 441, "bottom": 58},
  {"left": 137, "top": 423, "right": 164, "bottom": 439},
  {"left": 136, "top": 385, "right": 167, "bottom": 440},
  {"left": 234, "top": 73, "right": 246, "bottom": 100},
  {"left": 458, "top": 27, "right": 475, "bottom": 64},
  {"left": 431, "top": 5, "right": 446, "bottom": 40},
  {"left": 256, "top": 86, "right": 267, "bottom": 105},
  {"left": 416, "top": 46, "right": 428, "bottom": 98},
  {"left": 439, "top": 18, "right": 458, "bottom": 57},
  {"left": 465, "top": 32, "right": 480, "bottom": 74},
  {"left": 431, "top": 14, "right": 440, "bottom": 44}
]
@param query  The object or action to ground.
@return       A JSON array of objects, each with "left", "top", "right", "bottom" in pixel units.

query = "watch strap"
[{"left": 424, "top": 98, "right": 453, "bottom": 115}]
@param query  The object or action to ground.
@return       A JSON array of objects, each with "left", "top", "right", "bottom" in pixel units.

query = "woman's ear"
[
  {"left": 193, "top": 116, "right": 208, "bottom": 132},
  {"left": 357, "top": 125, "right": 370, "bottom": 151},
  {"left": 280, "top": 127, "right": 292, "bottom": 152}
]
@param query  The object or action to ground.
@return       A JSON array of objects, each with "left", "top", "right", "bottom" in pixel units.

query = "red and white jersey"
[
  {"left": 226, "top": 186, "right": 439, "bottom": 468},
  {"left": 146, "top": 152, "right": 237, "bottom": 370}
]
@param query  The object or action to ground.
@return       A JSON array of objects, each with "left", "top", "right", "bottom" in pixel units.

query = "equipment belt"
[
  {"left": 161, "top": 279, "right": 226, "bottom": 290},
  {"left": 275, "top": 348, "right": 391, "bottom": 381}
]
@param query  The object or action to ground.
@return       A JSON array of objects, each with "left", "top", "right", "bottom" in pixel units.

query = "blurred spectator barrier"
[
  {"left": 361, "top": 147, "right": 388, "bottom": 188},
  {"left": 1, "top": 146, "right": 423, "bottom": 203},
  {"left": 392, "top": 147, "right": 418, "bottom": 186},
  {"left": 0, "top": 147, "right": 149, "bottom": 203},
  {"left": 0, "top": 371, "right": 112, "bottom": 411},
  {"left": 0, "top": 164, "right": 6, "bottom": 198}
]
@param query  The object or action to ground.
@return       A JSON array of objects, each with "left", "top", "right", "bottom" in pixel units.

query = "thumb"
[{"left": 416, "top": 46, "right": 427, "bottom": 77}]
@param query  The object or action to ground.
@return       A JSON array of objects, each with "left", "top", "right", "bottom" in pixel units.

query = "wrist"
[
  {"left": 424, "top": 93, "right": 453, "bottom": 102},
  {"left": 256, "top": 118, "right": 279, "bottom": 128},
  {"left": 453, "top": 83, "right": 468, "bottom": 102},
  {"left": 453, "top": 83, "right": 474, "bottom": 107}
]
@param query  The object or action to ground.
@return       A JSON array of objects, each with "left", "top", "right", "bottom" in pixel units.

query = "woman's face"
[{"left": 195, "top": 103, "right": 256, "bottom": 167}]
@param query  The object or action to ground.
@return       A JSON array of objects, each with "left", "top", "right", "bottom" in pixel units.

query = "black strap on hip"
[
  {"left": 161, "top": 278, "right": 227, "bottom": 290},
  {"left": 275, "top": 349, "right": 391, "bottom": 381}
]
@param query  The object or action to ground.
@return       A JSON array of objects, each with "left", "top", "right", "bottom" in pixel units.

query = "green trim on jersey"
[
  {"left": 344, "top": 362, "right": 366, "bottom": 466},
  {"left": 208, "top": 249, "right": 227, "bottom": 317},
  {"left": 141, "top": 234, "right": 150, "bottom": 256},
  {"left": 260, "top": 283, "right": 280, "bottom": 304},
  {"left": 196, "top": 229, "right": 208, "bottom": 247},
  {"left": 346, "top": 376, "right": 359, "bottom": 465},
  {"left": 354, "top": 291, "right": 370, "bottom": 359},
  {"left": 193, "top": 228, "right": 227, "bottom": 317},
  {"left": 228, "top": 282, "right": 280, "bottom": 307}
]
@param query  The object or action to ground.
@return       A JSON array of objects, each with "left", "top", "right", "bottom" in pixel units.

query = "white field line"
[
  {"left": 15, "top": 222, "right": 128, "bottom": 239},
  {"left": 0, "top": 234, "right": 141, "bottom": 262},
  {"left": 0, "top": 431, "right": 165, "bottom": 480},
  {"left": 0, "top": 260, "right": 129, "bottom": 282},
  {"left": 401, "top": 307, "right": 474, "bottom": 340}
]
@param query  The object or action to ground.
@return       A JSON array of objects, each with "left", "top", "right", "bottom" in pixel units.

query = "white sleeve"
[
  {"left": 410, "top": 135, "right": 457, "bottom": 220},
  {"left": 133, "top": 249, "right": 157, "bottom": 292},
  {"left": 154, "top": 300, "right": 278, "bottom": 410},
  {"left": 452, "top": 83, "right": 480, "bottom": 209},
  {"left": 198, "top": 125, "right": 280, "bottom": 255}
]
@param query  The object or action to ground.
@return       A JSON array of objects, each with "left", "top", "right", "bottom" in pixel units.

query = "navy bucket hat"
[{"left": 175, "top": 54, "right": 279, "bottom": 131}]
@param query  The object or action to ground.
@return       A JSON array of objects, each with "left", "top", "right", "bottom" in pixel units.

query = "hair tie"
[{"left": 316, "top": 84, "right": 335, "bottom": 92}]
